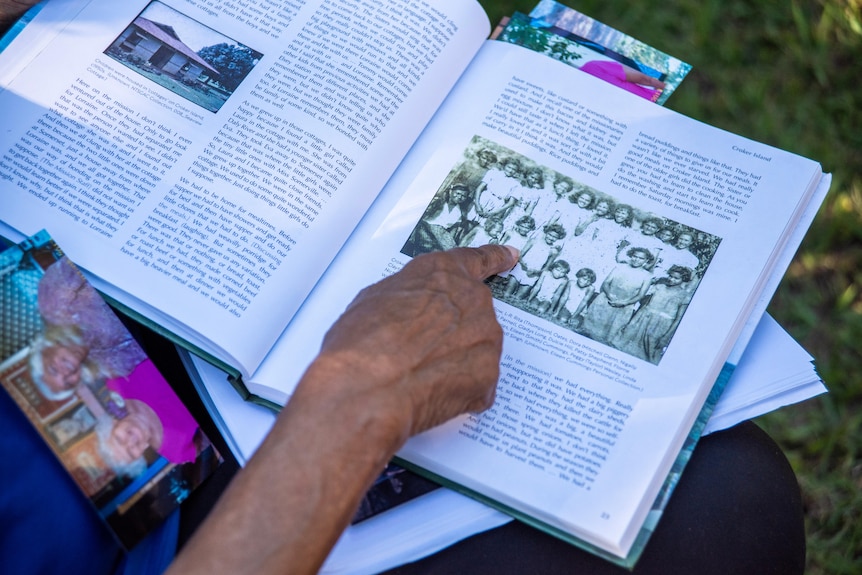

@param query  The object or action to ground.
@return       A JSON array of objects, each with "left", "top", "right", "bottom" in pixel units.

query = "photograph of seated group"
[
  {"left": 402, "top": 136, "right": 721, "bottom": 365},
  {"left": 0, "top": 231, "right": 220, "bottom": 549}
]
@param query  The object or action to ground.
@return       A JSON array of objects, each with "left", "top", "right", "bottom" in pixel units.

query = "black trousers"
[
  {"left": 137, "top": 322, "right": 805, "bottom": 575},
  {"left": 383, "top": 420, "right": 805, "bottom": 575}
]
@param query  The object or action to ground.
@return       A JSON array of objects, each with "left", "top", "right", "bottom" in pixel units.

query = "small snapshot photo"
[
  {"left": 104, "top": 1, "right": 263, "bottom": 112},
  {"left": 352, "top": 463, "right": 440, "bottom": 524},
  {"left": 496, "top": 13, "right": 672, "bottom": 104},
  {"left": 0, "top": 231, "right": 222, "bottom": 549},
  {"left": 525, "top": 0, "right": 692, "bottom": 104},
  {"left": 401, "top": 136, "right": 722, "bottom": 365}
]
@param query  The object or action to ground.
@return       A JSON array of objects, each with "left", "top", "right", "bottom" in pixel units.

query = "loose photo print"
[
  {"left": 495, "top": 12, "right": 672, "bottom": 104},
  {"left": 0, "top": 231, "right": 222, "bottom": 549},
  {"left": 351, "top": 463, "right": 440, "bottom": 524},
  {"left": 105, "top": 1, "right": 263, "bottom": 112},
  {"left": 522, "top": 0, "right": 693, "bottom": 104},
  {"left": 401, "top": 136, "right": 721, "bottom": 365}
]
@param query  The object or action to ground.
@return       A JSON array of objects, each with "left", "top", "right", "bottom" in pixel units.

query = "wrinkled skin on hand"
[
  {"left": 314, "top": 244, "right": 519, "bottom": 439},
  {"left": 165, "top": 245, "right": 518, "bottom": 575}
]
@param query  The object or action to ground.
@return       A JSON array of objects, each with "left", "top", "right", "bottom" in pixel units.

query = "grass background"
[{"left": 477, "top": 0, "right": 861, "bottom": 572}]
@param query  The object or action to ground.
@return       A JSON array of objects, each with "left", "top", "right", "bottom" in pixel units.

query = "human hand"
[
  {"left": 169, "top": 245, "right": 518, "bottom": 575},
  {"left": 623, "top": 67, "right": 667, "bottom": 90},
  {"left": 305, "top": 244, "right": 519, "bottom": 443}
]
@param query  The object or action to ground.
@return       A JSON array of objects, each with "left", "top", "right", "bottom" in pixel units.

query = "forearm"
[
  {"left": 167, "top": 356, "right": 408, "bottom": 575},
  {"left": 623, "top": 67, "right": 665, "bottom": 89},
  {"left": 167, "top": 245, "right": 517, "bottom": 574}
]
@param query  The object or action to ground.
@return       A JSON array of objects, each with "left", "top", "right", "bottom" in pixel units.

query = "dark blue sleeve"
[{"left": 0, "top": 388, "right": 122, "bottom": 575}]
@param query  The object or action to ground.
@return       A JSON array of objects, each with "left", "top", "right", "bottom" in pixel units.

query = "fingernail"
[
  {"left": 503, "top": 245, "right": 520, "bottom": 262},
  {"left": 502, "top": 245, "right": 519, "bottom": 271}
]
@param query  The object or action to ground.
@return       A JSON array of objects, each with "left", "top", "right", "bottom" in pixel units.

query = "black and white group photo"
[{"left": 402, "top": 136, "right": 722, "bottom": 365}]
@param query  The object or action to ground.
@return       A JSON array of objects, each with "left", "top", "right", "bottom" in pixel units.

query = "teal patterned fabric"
[{"left": 0, "top": 241, "right": 44, "bottom": 360}]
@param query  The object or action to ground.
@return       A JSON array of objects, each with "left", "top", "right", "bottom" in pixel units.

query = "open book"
[
  {"left": 184, "top": 311, "right": 824, "bottom": 575},
  {"left": 1, "top": 0, "right": 829, "bottom": 566}
]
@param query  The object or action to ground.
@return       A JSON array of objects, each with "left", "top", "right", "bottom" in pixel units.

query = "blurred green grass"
[{"left": 478, "top": 1, "right": 862, "bottom": 572}]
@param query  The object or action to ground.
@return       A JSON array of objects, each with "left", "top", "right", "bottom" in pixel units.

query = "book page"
[
  {"left": 186, "top": 308, "right": 822, "bottom": 574},
  {"left": 249, "top": 40, "right": 822, "bottom": 557},
  {"left": 0, "top": 0, "right": 490, "bottom": 375}
]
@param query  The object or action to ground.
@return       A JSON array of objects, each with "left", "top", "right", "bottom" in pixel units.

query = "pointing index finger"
[{"left": 453, "top": 244, "right": 520, "bottom": 280}]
